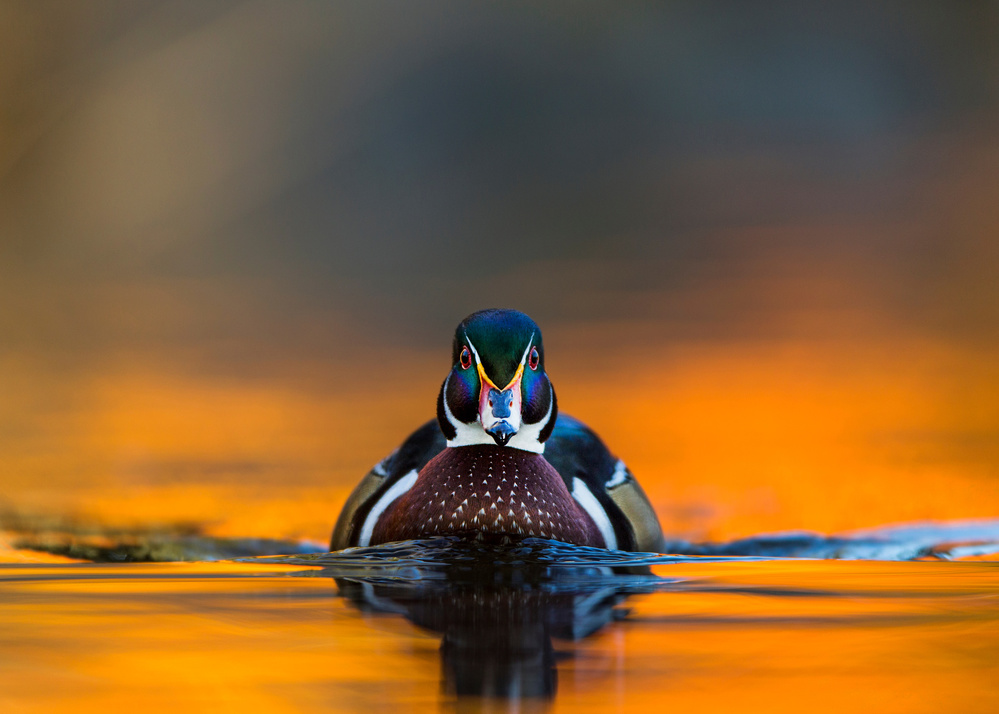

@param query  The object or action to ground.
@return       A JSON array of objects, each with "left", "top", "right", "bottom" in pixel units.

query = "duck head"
[{"left": 437, "top": 309, "right": 558, "bottom": 454}]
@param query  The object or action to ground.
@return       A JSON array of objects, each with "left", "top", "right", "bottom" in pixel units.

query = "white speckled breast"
[{"left": 372, "top": 445, "right": 603, "bottom": 547}]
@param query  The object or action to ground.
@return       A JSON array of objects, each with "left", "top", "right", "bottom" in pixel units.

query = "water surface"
[{"left": 2, "top": 527, "right": 997, "bottom": 713}]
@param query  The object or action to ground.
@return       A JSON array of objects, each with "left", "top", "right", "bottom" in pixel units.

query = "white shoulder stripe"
[
  {"left": 358, "top": 469, "right": 418, "bottom": 547},
  {"left": 572, "top": 477, "right": 618, "bottom": 551},
  {"left": 607, "top": 459, "right": 629, "bottom": 488},
  {"left": 372, "top": 451, "right": 397, "bottom": 477}
]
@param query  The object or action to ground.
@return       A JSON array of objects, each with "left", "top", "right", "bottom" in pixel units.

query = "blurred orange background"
[{"left": 2, "top": 2, "right": 997, "bottom": 544}]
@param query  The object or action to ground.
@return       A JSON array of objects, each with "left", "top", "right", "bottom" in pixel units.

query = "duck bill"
[{"left": 477, "top": 364, "right": 524, "bottom": 447}]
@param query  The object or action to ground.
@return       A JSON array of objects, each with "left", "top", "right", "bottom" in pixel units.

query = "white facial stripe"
[
  {"left": 358, "top": 469, "right": 418, "bottom": 547},
  {"left": 463, "top": 331, "right": 483, "bottom": 369},
  {"left": 571, "top": 477, "right": 617, "bottom": 550},
  {"left": 518, "top": 332, "right": 535, "bottom": 368},
  {"left": 441, "top": 373, "right": 461, "bottom": 428}
]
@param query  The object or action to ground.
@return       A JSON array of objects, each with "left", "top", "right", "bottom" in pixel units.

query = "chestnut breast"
[{"left": 372, "top": 445, "right": 604, "bottom": 547}]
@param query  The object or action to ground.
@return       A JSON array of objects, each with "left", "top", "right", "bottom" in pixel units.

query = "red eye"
[
  {"left": 460, "top": 346, "right": 472, "bottom": 370},
  {"left": 528, "top": 346, "right": 540, "bottom": 370}
]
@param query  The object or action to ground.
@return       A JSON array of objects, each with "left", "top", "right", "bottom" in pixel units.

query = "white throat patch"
[{"left": 441, "top": 372, "right": 551, "bottom": 455}]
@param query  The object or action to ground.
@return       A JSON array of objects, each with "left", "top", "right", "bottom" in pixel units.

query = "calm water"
[{"left": 2, "top": 526, "right": 998, "bottom": 713}]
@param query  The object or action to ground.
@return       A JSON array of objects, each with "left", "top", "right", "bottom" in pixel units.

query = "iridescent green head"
[{"left": 437, "top": 309, "right": 557, "bottom": 453}]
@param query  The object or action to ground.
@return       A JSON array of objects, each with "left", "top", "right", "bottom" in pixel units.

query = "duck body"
[
  {"left": 332, "top": 415, "right": 665, "bottom": 553},
  {"left": 331, "top": 310, "right": 666, "bottom": 553},
  {"left": 372, "top": 443, "right": 604, "bottom": 546}
]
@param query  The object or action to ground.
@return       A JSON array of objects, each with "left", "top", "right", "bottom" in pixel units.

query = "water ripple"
[{"left": 243, "top": 536, "right": 731, "bottom": 588}]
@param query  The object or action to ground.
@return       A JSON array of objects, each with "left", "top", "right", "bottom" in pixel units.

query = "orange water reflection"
[{"left": 1, "top": 559, "right": 996, "bottom": 713}]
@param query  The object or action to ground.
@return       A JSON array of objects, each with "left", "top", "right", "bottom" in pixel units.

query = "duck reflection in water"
[{"left": 321, "top": 537, "right": 667, "bottom": 703}]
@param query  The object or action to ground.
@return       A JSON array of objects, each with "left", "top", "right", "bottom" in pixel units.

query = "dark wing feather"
[
  {"left": 329, "top": 420, "right": 446, "bottom": 550},
  {"left": 544, "top": 415, "right": 666, "bottom": 553}
]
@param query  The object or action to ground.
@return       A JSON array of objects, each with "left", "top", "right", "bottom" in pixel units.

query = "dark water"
[{"left": 3, "top": 522, "right": 997, "bottom": 712}]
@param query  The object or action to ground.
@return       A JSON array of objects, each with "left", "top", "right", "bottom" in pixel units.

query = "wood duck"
[{"left": 330, "top": 309, "right": 665, "bottom": 552}]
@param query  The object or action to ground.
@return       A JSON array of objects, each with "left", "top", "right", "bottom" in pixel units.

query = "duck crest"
[{"left": 373, "top": 445, "right": 603, "bottom": 546}]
